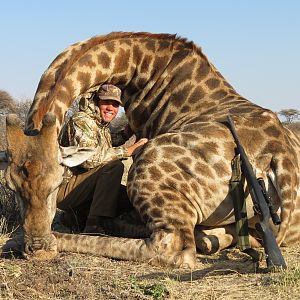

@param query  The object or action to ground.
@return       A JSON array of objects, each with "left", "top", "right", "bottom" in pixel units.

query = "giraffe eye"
[{"left": 20, "top": 166, "right": 29, "bottom": 178}]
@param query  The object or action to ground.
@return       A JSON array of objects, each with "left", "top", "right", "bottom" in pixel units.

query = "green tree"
[{"left": 278, "top": 109, "right": 300, "bottom": 124}]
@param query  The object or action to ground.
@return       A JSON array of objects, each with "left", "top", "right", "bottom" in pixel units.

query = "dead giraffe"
[{"left": 2, "top": 32, "right": 300, "bottom": 268}]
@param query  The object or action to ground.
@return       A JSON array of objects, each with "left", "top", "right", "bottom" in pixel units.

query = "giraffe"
[{"left": 2, "top": 32, "right": 300, "bottom": 268}]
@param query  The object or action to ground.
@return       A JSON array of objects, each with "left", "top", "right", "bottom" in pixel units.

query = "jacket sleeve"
[{"left": 69, "top": 115, "right": 129, "bottom": 169}]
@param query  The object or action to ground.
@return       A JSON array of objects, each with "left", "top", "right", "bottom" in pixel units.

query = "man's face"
[{"left": 97, "top": 99, "right": 120, "bottom": 123}]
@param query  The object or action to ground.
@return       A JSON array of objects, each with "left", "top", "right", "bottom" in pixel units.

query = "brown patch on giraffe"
[
  {"left": 97, "top": 52, "right": 111, "bottom": 69},
  {"left": 165, "top": 178, "right": 179, "bottom": 189},
  {"left": 164, "top": 112, "right": 177, "bottom": 126},
  {"left": 140, "top": 182, "right": 153, "bottom": 191},
  {"left": 104, "top": 41, "right": 116, "bottom": 52},
  {"left": 238, "top": 128, "right": 265, "bottom": 149},
  {"left": 282, "top": 158, "right": 295, "bottom": 171},
  {"left": 264, "top": 125, "right": 282, "bottom": 138},
  {"left": 77, "top": 71, "right": 92, "bottom": 90},
  {"left": 180, "top": 182, "right": 191, "bottom": 194},
  {"left": 195, "top": 60, "right": 210, "bottom": 81},
  {"left": 223, "top": 80, "right": 235, "bottom": 90},
  {"left": 214, "top": 161, "right": 230, "bottom": 177},
  {"left": 133, "top": 45, "right": 143, "bottom": 64},
  {"left": 262, "top": 140, "right": 285, "bottom": 154},
  {"left": 61, "top": 78, "right": 76, "bottom": 100},
  {"left": 140, "top": 54, "right": 152, "bottom": 74},
  {"left": 281, "top": 189, "right": 293, "bottom": 203},
  {"left": 162, "top": 146, "right": 185, "bottom": 158},
  {"left": 139, "top": 202, "right": 151, "bottom": 214},
  {"left": 137, "top": 76, "right": 148, "bottom": 88},
  {"left": 195, "top": 161, "right": 215, "bottom": 179},
  {"left": 197, "top": 146, "right": 218, "bottom": 165},
  {"left": 158, "top": 40, "right": 171, "bottom": 51},
  {"left": 145, "top": 148, "right": 158, "bottom": 161},
  {"left": 113, "top": 48, "right": 131, "bottom": 73},
  {"left": 55, "top": 90, "right": 69, "bottom": 105},
  {"left": 152, "top": 195, "right": 165, "bottom": 207},
  {"left": 150, "top": 207, "right": 163, "bottom": 218},
  {"left": 144, "top": 40, "right": 156, "bottom": 52},
  {"left": 181, "top": 105, "right": 191, "bottom": 113},
  {"left": 169, "top": 84, "right": 191, "bottom": 108},
  {"left": 118, "top": 75, "right": 130, "bottom": 85},
  {"left": 168, "top": 60, "right": 194, "bottom": 89},
  {"left": 36, "top": 73, "right": 55, "bottom": 94},
  {"left": 94, "top": 70, "right": 108, "bottom": 85},
  {"left": 211, "top": 90, "right": 228, "bottom": 101},
  {"left": 153, "top": 55, "right": 170, "bottom": 72},
  {"left": 175, "top": 160, "right": 195, "bottom": 181},
  {"left": 148, "top": 165, "right": 163, "bottom": 180},
  {"left": 159, "top": 161, "right": 177, "bottom": 173},
  {"left": 188, "top": 86, "right": 205, "bottom": 104},
  {"left": 131, "top": 106, "right": 149, "bottom": 128},
  {"left": 120, "top": 39, "right": 132, "bottom": 46},
  {"left": 205, "top": 78, "right": 221, "bottom": 90},
  {"left": 172, "top": 172, "right": 184, "bottom": 181},
  {"left": 78, "top": 54, "right": 96, "bottom": 68}
]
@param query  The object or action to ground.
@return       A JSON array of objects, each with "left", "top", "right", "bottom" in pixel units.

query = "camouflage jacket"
[{"left": 60, "top": 110, "right": 129, "bottom": 171}]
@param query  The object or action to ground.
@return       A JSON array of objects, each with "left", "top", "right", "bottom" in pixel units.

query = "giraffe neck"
[{"left": 25, "top": 32, "right": 245, "bottom": 137}]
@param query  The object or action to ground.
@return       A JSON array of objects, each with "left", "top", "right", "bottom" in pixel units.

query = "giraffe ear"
[
  {"left": 59, "top": 146, "right": 96, "bottom": 167},
  {"left": 6, "top": 114, "right": 26, "bottom": 153}
]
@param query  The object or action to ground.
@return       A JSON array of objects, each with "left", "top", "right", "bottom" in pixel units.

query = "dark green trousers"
[{"left": 57, "top": 160, "right": 132, "bottom": 224}]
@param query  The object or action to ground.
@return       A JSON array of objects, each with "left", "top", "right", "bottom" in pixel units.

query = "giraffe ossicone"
[{"left": 2, "top": 32, "right": 300, "bottom": 269}]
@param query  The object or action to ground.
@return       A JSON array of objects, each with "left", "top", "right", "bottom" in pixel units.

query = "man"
[{"left": 57, "top": 84, "right": 147, "bottom": 234}]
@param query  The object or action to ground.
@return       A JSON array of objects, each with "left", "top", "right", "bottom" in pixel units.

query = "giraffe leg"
[
  {"left": 148, "top": 224, "right": 197, "bottom": 268},
  {"left": 194, "top": 225, "right": 236, "bottom": 254},
  {"left": 194, "top": 224, "right": 264, "bottom": 254}
]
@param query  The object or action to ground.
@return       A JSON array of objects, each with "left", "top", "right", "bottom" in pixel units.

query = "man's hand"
[{"left": 126, "top": 138, "right": 148, "bottom": 156}]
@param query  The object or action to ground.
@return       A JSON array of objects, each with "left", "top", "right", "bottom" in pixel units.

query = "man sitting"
[{"left": 57, "top": 84, "right": 147, "bottom": 234}]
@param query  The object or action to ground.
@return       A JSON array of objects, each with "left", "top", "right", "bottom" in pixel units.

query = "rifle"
[{"left": 227, "top": 115, "right": 286, "bottom": 270}]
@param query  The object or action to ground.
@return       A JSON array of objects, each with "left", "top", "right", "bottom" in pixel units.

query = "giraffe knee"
[{"left": 149, "top": 228, "right": 196, "bottom": 268}]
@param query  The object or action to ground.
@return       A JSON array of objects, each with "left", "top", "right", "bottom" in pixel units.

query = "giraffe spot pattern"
[
  {"left": 113, "top": 48, "right": 131, "bottom": 73},
  {"left": 76, "top": 71, "right": 91, "bottom": 90},
  {"left": 188, "top": 86, "right": 205, "bottom": 104},
  {"left": 97, "top": 52, "right": 111, "bottom": 69},
  {"left": 264, "top": 125, "right": 282, "bottom": 138},
  {"left": 211, "top": 90, "right": 228, "bottom": 100},
  {"left": 104, "top": 41, "right": 115, "bottom": 52},
  {"left": 205, "top": 78, "right": 221, "bottom": 90},
  {"left": 78, "top": 54, "right": 96, "bottom": 68},
  {"left": 140, "top": 55, "right": 152, "bottom": 74}
]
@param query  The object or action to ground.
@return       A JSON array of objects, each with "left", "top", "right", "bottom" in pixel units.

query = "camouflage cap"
[{"left": 97, "top": 84, "right": 122, "bottom": 105}]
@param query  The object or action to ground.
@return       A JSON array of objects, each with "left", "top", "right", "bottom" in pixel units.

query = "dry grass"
[{"left": 0, "top": 238, "right": 300, "bottom": 299}]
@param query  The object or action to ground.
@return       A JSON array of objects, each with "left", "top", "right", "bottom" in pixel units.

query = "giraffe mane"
[{"left": 27, "top": 31, "right": 206, "bottom": 132}]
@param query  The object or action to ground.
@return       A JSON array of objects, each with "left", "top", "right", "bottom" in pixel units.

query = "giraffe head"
[
  {"left": 1, "top": 113, "right": 95, "bottom": 259},
  {"left": 1, "top": 113, "right": 62, "bottom": 259}
]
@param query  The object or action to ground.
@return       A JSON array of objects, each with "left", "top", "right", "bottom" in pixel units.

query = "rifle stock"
[{"left": 227, "top": 115, "right": 286, "bottom": 270}]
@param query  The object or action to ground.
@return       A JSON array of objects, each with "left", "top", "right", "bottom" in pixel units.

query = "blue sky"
[{"left": 0, "top": 0, "right": 299, "bottom": 112}]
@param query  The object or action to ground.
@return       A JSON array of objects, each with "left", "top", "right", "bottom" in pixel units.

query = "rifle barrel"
[{"left": 227, "top": 115, "right": 286, "bottom": 270}]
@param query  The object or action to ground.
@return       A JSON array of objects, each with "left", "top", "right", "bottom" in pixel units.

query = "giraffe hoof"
[
  {"left": 196, "top": 236, "right": 219, "bottom": 254},
  {"left": 174, "top": 249, "right": 196, "bottom": 269}
]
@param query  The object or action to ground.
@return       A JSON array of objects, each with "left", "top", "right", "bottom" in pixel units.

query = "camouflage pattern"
[
  {"left": 61, "top": 108, "right": 128, "bottom": 171},
  {"left": 96, "top": 84, "right": 122, "bottom": 105}
]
